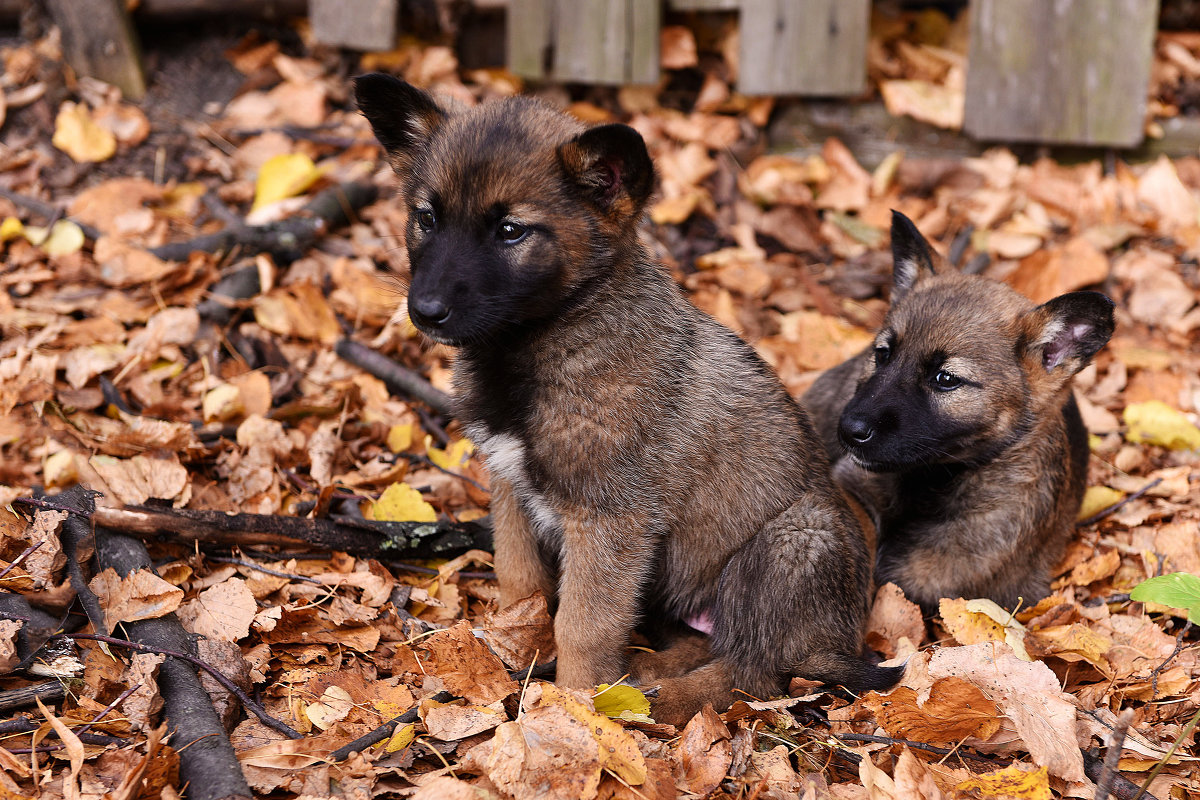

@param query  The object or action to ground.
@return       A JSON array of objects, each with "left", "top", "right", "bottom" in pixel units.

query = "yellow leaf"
[
  {"left": 1078, "top": 486, "right": 1124, "bottom": 520},
  {"left": 371, "top": 481, "right": 437, "bottom": 522},
  {"left": 954, "top": 764, "right": 1051, "bottom": 800},
  {"left": 202, "top": 383, "right": 244, "bottom": 423},
  {"left": 428, "top": 437, "right": 474, "bottom": 472},
  {"left": 0, "top": 216, "right": 24, "bottom": 242},
  {"left": 592, "top": 684, "right": 652, "bottom": 722},
  {"left": 43, "top": 451, "right": 78, "bottom": 489},
  {"left": 535, "top": 684, "right": 647, "bottom": 785},
  {"left": 41, "top": 220, "right": 85, "bottom": 256},
  {"left": 1124, "top": 400, "right": 1200, "bottom": 450},
  {"left": 384, "top": 722, "right": 416, "bottom": 753},
  {"left": 52, "top": 101, "right": 117, "bottom": 163},
  {"left": 939, "top": 597, "right": 1030, "bottom": 660},
  {"left": 252, "top": 153, "right": 321, "bottom": 211},
  {"left": 386, "top": 423, "right": 415, "bottom": 454}
]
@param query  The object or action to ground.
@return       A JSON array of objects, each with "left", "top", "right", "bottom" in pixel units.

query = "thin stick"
[
  {"left": 52, "top": 632, "right": 302, "bottom": 740},
  {"left": 1096, "top": 708, "right": 1134, "bottom": 800},
  {"left": 1133, "top": 705, "right": 1200, "bottom": 800},
  {"left": 1077, "top": 478, "right": 1163, "bottom": 527},
  {"left": 831, "top": 732, "right": 996, "bottom": 764},
  {"left": 329, "top": 690, "right": 453, "bottom": 761},
  {"left": 335, "top": 339, "right": 454, "bottom": 417},
  {"left": 0, "top": 542, "right": 42, "bottom": 579},
  {"left": 1148, "top": 621, "right": 1191, "bottom": 700},
  {"left": 204, "top": 555, "right": 323, "bottom": 585}
]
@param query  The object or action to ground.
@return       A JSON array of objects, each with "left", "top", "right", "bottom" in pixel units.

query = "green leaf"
[{"left": 1130, "top": 572, "right": 1200, "bottom": 622}]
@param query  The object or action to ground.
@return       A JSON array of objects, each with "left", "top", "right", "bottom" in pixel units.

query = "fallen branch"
[
  {"left": 52, "top": 486, "right": 108, "bottom": 636},
  {"left": 17, "top": 498, "right": 493, "bottom": 560},
  {"left": 149, "top": 180, "right": 377, "bottom": 264},
  {"left": 0, "top": 681, "right": 67, "bottom": 714},
  {"left": 1095, "top": 708, "right": 1134, "bottom": 800},
  {"left": 0, "top": 717, "right": 125, "bottom": 748},
  {"left": 90, "top": 528, "right": 254, "bottom": 800},
  {"left": 335, "top": 339, "right": 455, "bottom": 417},
  {"left": 0, "top": 186, "right": 104, "bottom": 240}
]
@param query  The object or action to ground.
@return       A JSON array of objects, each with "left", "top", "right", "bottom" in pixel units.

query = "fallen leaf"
[
  {"left": 1124, "top": 400, "right": 1200, "bottom": 450},
  {"left": 880, "top": 79, "right": 964, "bottom": 129},
  {"left": 953, "top": 763, "right": 1051, "bottom": 800},
  {"left": 677, "top": 703, "right": 732, "bottom": 796},
  {"left": 177, "top": 578, "right": 257, "bottom": 642},
  {"left": 592, "top": 684, "right": 652, "bottom": 722},
  {"left": 482, "top": 592, "right": 556, "bottom": 669},
  {"left": 866, "top": 581, "right": 926, "bottom": 658},
  {"left": 862, "top": 677, "right": 1002, "bottom": 746},
  {"left": 305, "top": 685, "right": 354, "bottom": 731},
  {"left": 370, "top": 481, "right": 437, "bottom": 522},
  {"left": 252, "top": 152, "right": 322, "bottom": 211},
  {"left": 421, "top": 620, "right": 519, "bottom": 705},
  {"left": 89, "top": 567, "right": 185, "bottom": 632},
  {"left": 53, "top": 101, "right": 117, "bottom": 163},
  {"left": 422, "top": 699, "right": 506, "bottom": 740},
  {"left": 88, "top": 452, "right": 189, "bottom": 505},
  {"left": 1078, "top": 486, "right": 1124, "bottom": 520},
  {"left": 1065, "top": 548, "right": 1121, "bottom": 587},
  {"left": 939, "top": 597, "right": 1029, "bottom": 660}
]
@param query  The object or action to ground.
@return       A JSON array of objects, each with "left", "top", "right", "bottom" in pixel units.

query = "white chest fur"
[{"left": 466, "top": 425, "right": 563, "bottom": 536}]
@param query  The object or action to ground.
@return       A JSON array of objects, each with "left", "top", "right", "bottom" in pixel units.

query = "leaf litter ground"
[{"left": 0, "top": 9, "right": 1199, "bottom": 800}]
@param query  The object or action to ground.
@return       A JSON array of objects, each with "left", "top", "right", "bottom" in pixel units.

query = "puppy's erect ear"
[
  {"left": 890, "top": 211, "right": 937, "bottom": 302},
  {"left": 354, "top": 73, "right": 447, "bottom": 174},
  {"left": 1023, "top": 291, "right": 1115, "bottom": 376},
  {"left": 558, "top": 124, "right": 654, "bottom": 218}
]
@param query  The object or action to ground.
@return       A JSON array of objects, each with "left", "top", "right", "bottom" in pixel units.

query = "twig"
[
  {"left": 0, "top": 718, "right": 125, "bottom": 748},
  {"left": 1096, "top": 708, "right": 1135, "bottom": 800},
  {"left": 149, "top": 180, "right": 377, "bottom": 263},
  {"left": 0, "top": 542, "right": 42, "bottom": 579},
  {"left": 1077, "top": 478, "right": 1163, "bottom": 527},
  {"left": 1133, "top": 705, "right": 1200, "bottom": 800},
  {"left": 0, "top": 186, "right": 104, "bottom": 240},
  {"left": 1148, "top": 621, "right": 1192, "bottom": 700},
  {"left": 831, "top": 732, "right": 996, "bottom": 764},
  {"left": 204, "top": 555, "right": 323, "bottom": 585},
  {"left": 75, "top": 682, "right": 141, "bottom": 738},
  {"left": 0, "top": 684, "right": 141, "bottom": 755},
  {"left": 0, "top": 682, "right": 67, "bottom": 714},
  {"left": 329, "top": 690, "right": 453, "bottom": 761},
  {"left": 52, "top": 632, "right": 302, "bottom": 740},
  {"left": 335, "top": 339, "right": 455, "bottom": 417}
]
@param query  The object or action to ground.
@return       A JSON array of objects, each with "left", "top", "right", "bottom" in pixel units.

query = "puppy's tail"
[{"left": 794, "top": 653, "right": 906, "bottom": 692}]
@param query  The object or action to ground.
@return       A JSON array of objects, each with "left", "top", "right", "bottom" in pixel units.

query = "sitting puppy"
[
  {"left": 803, "top": 211, "right": 1114, "bottom": 615},
  {"left": 355, "top": 74, "right": 901, "bottom": 725}
]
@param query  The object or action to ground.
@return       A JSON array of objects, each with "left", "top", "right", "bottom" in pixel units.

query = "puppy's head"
[
  {"left": 838, "top": 211, "right": 1114, "bottom": 471},
  {"left": 355, "top": 74, "right": 654, "bottom": 345}
]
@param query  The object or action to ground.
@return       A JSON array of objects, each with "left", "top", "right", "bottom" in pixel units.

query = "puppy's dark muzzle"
[
  {"left": 839, "top": 414, "right": 875, "bottom": 446},
  {"left": 409, "top": 296, "right": 452, "bottom": 328}
]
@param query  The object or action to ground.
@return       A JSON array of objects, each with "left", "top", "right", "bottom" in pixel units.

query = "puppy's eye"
[
  {"left": 414, "top": 208, "right": 436, "bottom": 232},
  {"left": 932, "top": 370, "right": 962, "bottom": 391},
  {"left": 873, "top": 345, "right": 891, "bottom": 367},
  {"left": 498, "top": 220, "right": 529, "bottom": 244}
]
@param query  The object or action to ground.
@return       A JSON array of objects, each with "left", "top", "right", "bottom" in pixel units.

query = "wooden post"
[
  {"left": 736, "top": 0, "right": 869, "bottom": 96},
  {"left": 45, "top": 0, "right": 145, "bottom": 100},
  {"left": 669, "top": 0, "right": 740, "bottom": 9},
  {"left": 507, "top": 0, "right": 660, "bottom": 85},
  {"left": 310, "top": 0, "right": 398, "bottom": 51},
  {"left": 964, "top": 0, "right": 1159, "bottom": 146}
]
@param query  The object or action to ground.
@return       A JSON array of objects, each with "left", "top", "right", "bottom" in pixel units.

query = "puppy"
[
  {"left": 356, "top": 74, "right": 901, "bottom": 724},
  {"left": 803, "top": 211, "right": 1115, "bottom": 614}
]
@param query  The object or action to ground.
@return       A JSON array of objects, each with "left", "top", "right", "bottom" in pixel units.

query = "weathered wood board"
[
  {"left": 310, "top": 0, "right": 398, "bottom": 52},
  {"left": 964, "top": 0, "right": 1159, "bottom": 146},
  {"left": 45, "top": 0, "right": 146, "bottom": 100},
  {"left": 736, "top": 0, "right": 870, "bottom": 96}
]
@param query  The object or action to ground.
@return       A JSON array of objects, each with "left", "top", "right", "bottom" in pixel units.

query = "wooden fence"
[{"left": 48, "top": 0, "right": 1162, "bottom": 147}]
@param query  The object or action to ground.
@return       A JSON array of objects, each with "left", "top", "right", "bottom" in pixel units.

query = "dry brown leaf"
[
  {"left": 420, "top": 620, "right": 519, "bottom": 705},
  {"left": 88, "top": 452, "right": 189, "bottom": 505},
  {"left": 676, "top": 703, "right": 732, "bottom": 796},
  {"left": 89, "top": 567, "right": 185, "bottom": 633},
  {"left": 0, "top": 619, "right": 21, "bottom": 674},
  {"left": 880, "top": 79, "right": 964, "bottom": 130},
  {"left": 177, "top": 577, "right": 257, "bottom": 642},
  {"left": 121, "top": 652, "right": 166, "bottom": 731},
  {"left": 660, "top": 25, "right": 698, "bottom": 70},
  {"left": 412, "top": 776, "right": 501, "bottom": 800},
  {"left": 482, "top": 592, "right": 557, "bottom": 670},
  {"left": 1007, "top": 237, "right": 1110, "bottom": 304},
  {"left": 892, "top": 747, "right": 946, "bottom": 800},
  {"left": 53, "top": 101, "right": 116, "bottom": 163},
  {"left": 862, "top": 678, "right": 1002, "bottom": 746},
  {"left": 422, "top": 699, "right": 506, "bottom": 741},
  {"left": 928, "top": 643, "right": 1085, "bottom": 782},
  {"left": 1064, "top": 548, "right": 1121, "bottom": 587},
  {"left": 866, "top": 582, "right": 926, "bottom": 658}
]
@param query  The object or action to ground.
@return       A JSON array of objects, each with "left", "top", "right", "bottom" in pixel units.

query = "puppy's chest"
[{"left": 465, "top": 423, "right": 563, "bottom": 536}]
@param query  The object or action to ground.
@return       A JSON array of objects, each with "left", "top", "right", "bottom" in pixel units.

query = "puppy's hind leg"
[{"left": 710, "top": 498, "right": 903, "bottom": 699}]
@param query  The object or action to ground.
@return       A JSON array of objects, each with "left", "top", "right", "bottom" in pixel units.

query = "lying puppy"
[
  {"left": 803, "top": 211, "right": 1114, "bottom": 614},
  {"left": 355, "top": 74, "right": 901, "bottom": 725}
]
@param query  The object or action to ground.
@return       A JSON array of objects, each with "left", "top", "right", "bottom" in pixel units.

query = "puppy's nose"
[
  {"left": 410, "top": 296, "right": 451, "bottom": 326},
  {"left": 840, "top": 415, "right": 874, "bottom": 445}
]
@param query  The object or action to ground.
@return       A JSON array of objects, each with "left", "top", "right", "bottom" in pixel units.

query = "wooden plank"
[
  {"left": 551, "top": 0, "right": 660, "bottom": 85},
  {"left": 736, "top": 0, "right": 869, "bottom": 96},
  {"left": 309, "top": 0, "right": 398, "bottom": 51},
  {"left": 964, "top": 0, "right": 1159, "bottom": 146},
  {"left": 507, "top": 0, "right": 552, "bottom": 79},
  {"left": 669, "top": 0, "right": 740, "bottom": 10},
  {"left": 45, "top": 0, "right": 145, "bottom": 100}
]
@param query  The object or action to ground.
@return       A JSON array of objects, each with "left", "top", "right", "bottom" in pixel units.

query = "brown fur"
[
  {"left": 355, "top": 74, "right": 900, "bottom": 726},
  {"left": 802, "top": 212, "right": 1114, "bottom": 615}
]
